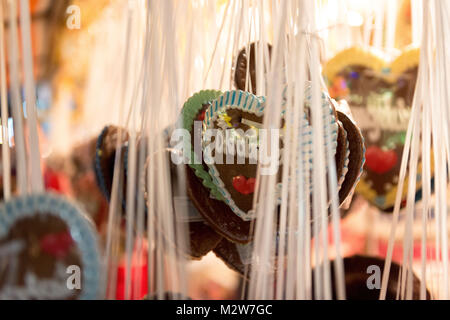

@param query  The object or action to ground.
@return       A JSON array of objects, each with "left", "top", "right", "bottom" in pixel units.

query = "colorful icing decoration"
[
  {"left": 39, "top": 231, "right": 74, "bottom": 259},
  {"left": 181, "top": 90, "right": 224, "bottom": 201},
  {"left": 365, "top": 146, "right": 398, "bottom": 174},
  {"left": 232, "top": 175, "right": 256, "bottom": 195},
  {"left": 182, "top": 87, "right": 362, "bottom": 246},
  {"left": 183, "top": 90, "right": 254, "bottom": 244},
  {"left": 328, "top": 76, "right": 350, "bottom": 98},
  {"left": 324, "top": 46, "right": 431, "bottom": 211},
  {"left": 202, "top": 88, "right": 339, "bottom": 221},
  {"left": 197, "top": 110, "right": 206, "bottom": 121},
  {"left": 202, "top": 90, "right": 267, "bottom": 220},
  {"left": 0, "top": 193, "right": 101, "bottom": 299}
]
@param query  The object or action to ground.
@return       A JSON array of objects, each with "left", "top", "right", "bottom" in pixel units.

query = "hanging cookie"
[
  {"left": 94, "top": 125, "right": 129, "bottom": 207},
  {"left": 233, "top": 42, "right": 272, "bottom": 94},
  {"left": 315, "top": 255, "right": 430, "bottom": 300},
  {"left": 212, "top": 96, "right": 365, "bottom": 274},
  {"left": 0, "top": 193, "right": 101, "bottom": 299},
  {"left": 182, "top": 84, "right": 365, "bottom": 260},
  {"left": 324, "top": 47, "right": 431, "bottom": 211},
  {"left": 182, "top": 90, "right": 253, "bottom": 244}
]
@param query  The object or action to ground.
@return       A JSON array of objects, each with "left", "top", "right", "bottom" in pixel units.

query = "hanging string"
[
  {"left": 411, "top": 0, "right": 423, "bottom": 46},
  {"left": 381, "top": 0, "right": 450, "bottom": 300},
  {"left": 203, "top": 0, "right": 232, "bottom": 86},
  {"left": 385, "top": 0, "right": 397, "bottom": 50},
  {"left": 0, "top": 0, "right": 11, "bottom": 200},
  {"left": 104, "top": 1, "right": 133, "bottom": 299},
  {"left": 6, "top": 0, "right": 27, "bottom": 195},
  {"left": 434, "top": 0, "right": 450, "bottom": 299},
  {"left": 19, "top": 0, "right": 43, "bottom": 193}
]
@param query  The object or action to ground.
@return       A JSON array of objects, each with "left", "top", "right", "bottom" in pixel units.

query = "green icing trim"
[{"left": 182, "top": 90, "right": 224, "bottom": 201}]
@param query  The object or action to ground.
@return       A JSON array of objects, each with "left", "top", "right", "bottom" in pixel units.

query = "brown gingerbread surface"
[
  {"left": 234, "top": 42, "right": 272, "bottom": 94},
  {"left": 319, "top": 255, "right": 429, "bottom": 300},
  {"left": 336, "top": 111, "right": 365, "bottom": 204},
  {"left": 0, "top": 214, "right": 82, "bottom": 300}
]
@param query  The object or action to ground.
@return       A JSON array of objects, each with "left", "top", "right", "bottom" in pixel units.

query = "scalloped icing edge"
[
  {"left": 0, "top": 193, "right": 101, "bottom": 300},
  {"left": 182, "top": 90, "right": 224, "bottom": 201},
  {"left": 203, "top": 89, "right": 339, "bottom": 221},
  {"left": 323, "top": 46, "right": 420, "bottom": 84},
  {"left": 323, "top": 46, "right": 386, "bottom": 83},
  {"left": 389, "top": 46, "right": 420, "bottom": 80},
  {"left": 202, "top": 90, "right": 266, "bottom": 220}
]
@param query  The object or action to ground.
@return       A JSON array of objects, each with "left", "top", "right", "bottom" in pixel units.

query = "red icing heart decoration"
[
  {"left": 40, "top": 231, "right": 74, "bottom": 259},
  {"left": 197, "top": 110, "right": 206, "bottom": 121},
  {"left": 232, "top": 175, "right": 256, "bottom": 195},
  {"left": 365, "top": 146, "right": 398, "bottom": 174}
]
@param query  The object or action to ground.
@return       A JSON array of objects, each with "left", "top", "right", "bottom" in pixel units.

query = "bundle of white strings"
[
  {"left": 103, "top": 0, "right": 229, "bottom": 300},
  {"left": 247, "top": 0, "right": 345, "bottom": 300},
  {"left": 380, "top": 0, "right": 450, "bottom": 300}
]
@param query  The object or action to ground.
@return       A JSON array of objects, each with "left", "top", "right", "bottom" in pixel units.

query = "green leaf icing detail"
[{"left": 182, "top": 90, "right": 224, "bottom": 201}]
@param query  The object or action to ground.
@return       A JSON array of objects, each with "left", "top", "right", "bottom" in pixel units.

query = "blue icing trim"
[
  {"left": 0, "top": 193, "right": 101, "bottom": 300},
  {"left": 94, "top": 126, "right": 128, "bottom": 210},
  {"left": 94, "top": 126, "right": 111, "bottom": 201},
  {"left": 375, "top": 196, "right": 386, "bottom": 207},
  {"left": 237, "top": 91, "right": 243, "bottom": 105},
  {"left": 243, "top": 92, "right": 250, "bottom": 109},
  {"left": 203, "top": 86, "right": 340, "bottom": 221},
  {"left": 202, "top": 90, "right": 266, "bottom": 220}
]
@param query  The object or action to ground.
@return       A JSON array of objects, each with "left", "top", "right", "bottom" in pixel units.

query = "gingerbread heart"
[
  {"left": 233, "top": 42, "right": 272, "bottom": 94},
  {"left": 324, "top": 47, "right": 431, "bottom": 211},
  {"left": 182, "top": 86, "right": 365, "bottom": 251},
  {"left": 202, "top": 89, "right": 342, "bottom": 221},
  {"left": 202, "top": 91, "right": 268, "bottom": 220},
  {"left": 0, "top": 194, "right": 101, "bottom": 299},
  {"left": 182, "top": 90, "right": 253, "bottom": 244},
  {"left": 212, "top": 100, "right": 366, "bottom": 274}
]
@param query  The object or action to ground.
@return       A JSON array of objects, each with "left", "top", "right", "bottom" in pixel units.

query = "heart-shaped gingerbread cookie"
[
  {"left": 233, "top": 42, "right": 272, "bottom": 94},
  {"left": 211, "top": 99, "right": 366, "bottom": 274},
  {"left": 324, "top": 47, "right": 431, "bottom": 211},
  {"left": 0, "top": 194, "right": 101, "bottom": 299},
  {"left": 182, "top": 90, "right": 253, "bottom": 244},
  {"left": 202, "top": 89, "right": 342, "bottom": 221},
  {"left": 183, "top": 86, "right": 364, "bottom": 247}
]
